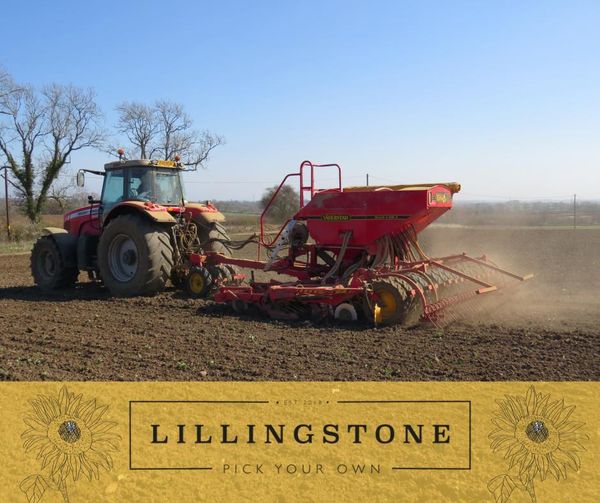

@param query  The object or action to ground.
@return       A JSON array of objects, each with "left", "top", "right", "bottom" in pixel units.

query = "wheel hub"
[
  {"left": 41, "top": 251, "right": 56, "bottom": 278},
  {"left": 107, "top": 234, "right": 139, "bottom": 282},
  {"left": 189, "top": 273, "right": 205, "bottom": 293},
  {"left": 122, "top": 249, "right": 137, "bottom": 266}
]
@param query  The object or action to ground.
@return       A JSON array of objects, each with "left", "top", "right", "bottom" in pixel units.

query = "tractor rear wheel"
[
  {"left": 196, "top": 220, "right": 241, "bottom": 281},
  {"left": 31, "top": 236, "right": 78, "bottom": 291},
  {"left": 369, "top": 277, "right": 412, "bottom": 325},
  {"left": 98, "top": 214, "right": 174, "bottom": 297},
  {"left": 196, "top": 221, "right": 232, "bottom": 256}
]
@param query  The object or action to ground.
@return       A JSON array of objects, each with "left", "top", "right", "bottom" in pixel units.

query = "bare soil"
[{"left": 0, "top": 227, "right": 598, "bottom": 381}]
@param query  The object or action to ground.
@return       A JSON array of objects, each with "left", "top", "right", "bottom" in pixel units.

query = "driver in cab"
[{"left": 130, "top": 171, "right": 154, "bottom": 202}]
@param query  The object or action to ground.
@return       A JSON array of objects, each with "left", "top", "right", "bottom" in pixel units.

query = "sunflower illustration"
[
  {"left": 488, "top": 386, "right": 587, "bottom": 503},
  {"left": 20, "top": 386, "right": 120, "bottom": 503}
]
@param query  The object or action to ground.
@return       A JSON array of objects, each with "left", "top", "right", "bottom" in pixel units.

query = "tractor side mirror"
[{"left": 76, "top": 170, "right": 85, "bottom": 187}]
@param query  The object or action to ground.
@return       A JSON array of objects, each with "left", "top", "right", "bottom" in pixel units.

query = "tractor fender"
[
  {"left": 41, "top": 227, "right": 68, "bottom": 235},
  {"left": 103, "top": 201, "right": 177, "bottom": 226},
  {"left": 185, "top": 202, "right": 225, "bottom": 224},
  {"left": 41, "top": 230, "right": 78, "bottom": 269}
]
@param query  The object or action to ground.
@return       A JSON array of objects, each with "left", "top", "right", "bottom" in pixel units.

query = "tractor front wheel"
[
  {"left": 31, "top": 236, "right": 78, "bottom": 291},
  {"left": 98, "top": 214, "right": 174, "bottom": 296}
]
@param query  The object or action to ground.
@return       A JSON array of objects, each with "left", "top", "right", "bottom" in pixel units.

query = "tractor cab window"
[
  {"left": 155, "top": 170, "right": 183, "bottom": 205},
  {"left": 101, "top": 166, "right": 184, "bottom": 212},
  {"left": 128, "top": 167, "right": 184, "bottom": 206},
  {"left": 101, "top": 169, "right": 126, "bottom": 213}
]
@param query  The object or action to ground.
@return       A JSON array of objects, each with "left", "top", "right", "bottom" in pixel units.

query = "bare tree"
[
  {"left": 152, "top": 101, "right": 190, "bottom": 160},
  {"left": 0, "top": 74, "right": 104, "bottom": 223},
  {"left": 115, "top": 100, "right": 224, "bottom": 169},
  {"left": 115, "top": 102, "right": 158, "bottom": 158},
  {"left": 0, "top": 67, "right": 18, "bottom": 102},
  {"left": 48, "top": 177, "right": 75, "bottom": 213},
  {"left": 46, "top": 178, "right": 94, "bottom": 214}
]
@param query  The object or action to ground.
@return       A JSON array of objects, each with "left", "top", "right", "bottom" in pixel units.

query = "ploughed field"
[{"left": 0, "top": 227, "right": 598, "bottom": 381}]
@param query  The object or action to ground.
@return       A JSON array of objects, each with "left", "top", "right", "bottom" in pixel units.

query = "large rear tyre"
[
  {"left": 196, "top": 220, "right": 232, "bottom": 256},
  {"left": 196, "top": 219, "right": 240, "bottom": 280},
  {"left": 31, "top": 236, "right": 78, "bottom": 291},
  {"left": 98, "top": 214, "right": 174, "bottom": 297}
]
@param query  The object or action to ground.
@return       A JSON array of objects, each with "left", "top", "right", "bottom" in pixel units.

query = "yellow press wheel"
[
  {"left": 369, "top": 277, "right": 411, "bottom": 325},
  {"left": 185, "top": 266, "right": 213, "bottom": 298}
]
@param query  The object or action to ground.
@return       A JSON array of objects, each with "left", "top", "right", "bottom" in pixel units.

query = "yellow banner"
[{"left": 0, "top": 382, "right": 596, "bottom": 502}]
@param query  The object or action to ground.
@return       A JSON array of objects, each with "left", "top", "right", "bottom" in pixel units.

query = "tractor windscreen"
[{"left": 128, "top": 167, "right": 184, "bottom": 206}]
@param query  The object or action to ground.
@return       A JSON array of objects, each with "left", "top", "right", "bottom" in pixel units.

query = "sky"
[{"left": 1, "top": 0, "right": 600, "bottom": 201}]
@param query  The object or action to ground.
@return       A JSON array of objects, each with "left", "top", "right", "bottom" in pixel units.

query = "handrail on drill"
[{"left": 259, "top": 161, "right": 342, "bottom": 249}]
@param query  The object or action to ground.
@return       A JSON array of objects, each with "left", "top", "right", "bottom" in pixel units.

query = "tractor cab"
[
  {"left": 99, "top": 159, "right": 185, "bottom": 215},
  {"left": 73, "top": 158, "right": 186, "bottom": 232}
]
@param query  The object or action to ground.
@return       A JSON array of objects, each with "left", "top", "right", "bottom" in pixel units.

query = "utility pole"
[
  {"left": 2, "top": 166, "right": 10, "bottom": 240},
  {"left": 573, "top": 193, "right": 577, "bottom": 230},
  {"left": 366, "top": 173, "right": 369, "bottom": 187}
]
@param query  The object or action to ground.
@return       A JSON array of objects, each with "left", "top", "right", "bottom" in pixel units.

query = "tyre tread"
[
  {"left": 30, "top": 235, "right": 78, "bottom": 291},
  {"left": 98, "top": 214, "right": 174, "bottom": 296}
]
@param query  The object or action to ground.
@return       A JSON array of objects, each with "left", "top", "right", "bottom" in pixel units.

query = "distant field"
[
  {"left": 1, "top": 210, "right": 599, "bottom": 256},
  {"left": 222, "top": 212, "right": 260, "bottom": 227},
  {"left": 0, "top": 212, "right": 263, "bottom": 254},
  {"left": 0, "top": 213, "right": 63, "bottom": 253},
  {"left": 0, "top": 213, "right": 62, "bottom": 238},
  {"left": 430, "top": 223, "right": 600, "bottom": 231}
]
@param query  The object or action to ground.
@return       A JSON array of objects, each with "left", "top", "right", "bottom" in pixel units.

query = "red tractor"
[{"left": 31, "top": 156, "right": 231, "bottom": 296}]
